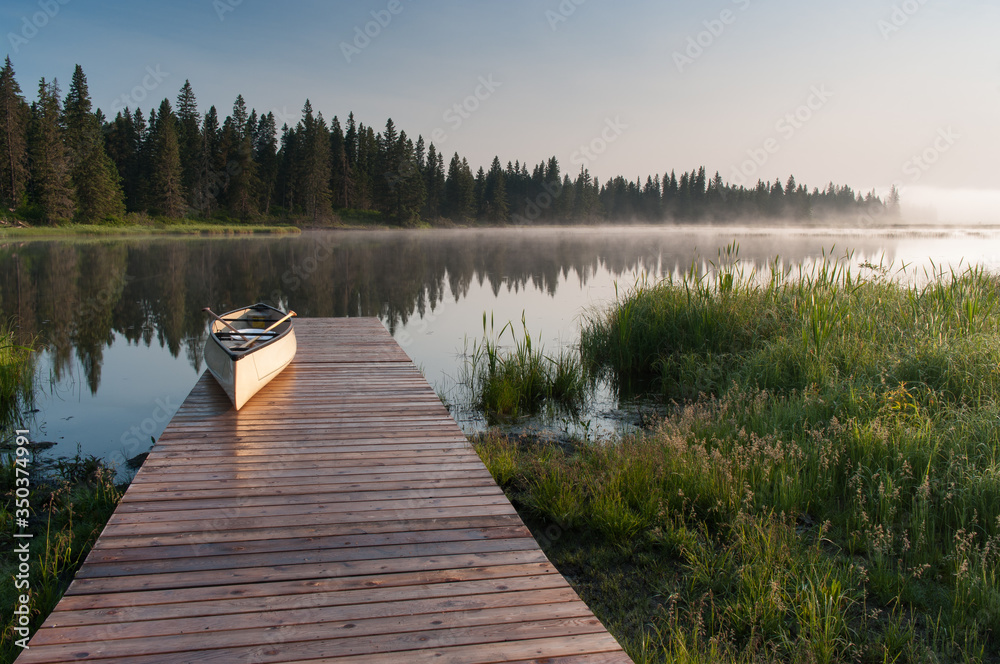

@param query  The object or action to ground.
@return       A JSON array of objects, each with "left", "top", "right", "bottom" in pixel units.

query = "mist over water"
[
  {"left": 3, "top": 225, "right": 1000, "bottom": 466},
  {"left": 897, "top": 187, "right": 1000, "bottom": 225}
]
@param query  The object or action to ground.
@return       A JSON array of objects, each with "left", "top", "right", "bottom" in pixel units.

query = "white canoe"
[{"left": 204, "top": 303, "right": 297, "bottom": 410}]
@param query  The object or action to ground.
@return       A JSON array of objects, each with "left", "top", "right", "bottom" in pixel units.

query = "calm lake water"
[{"left": 3, "top": 226, "right": 1000, "bottom": 471}]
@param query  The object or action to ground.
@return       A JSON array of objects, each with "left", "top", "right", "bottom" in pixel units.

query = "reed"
[
  {"left": 465, "top": 313, "right": 587, "bottom": 423},
  {"left": 477, "top": 249, "right": 1000, "bottom": 662},
  {"left": 0, "top": 322, "right": 35, "bottom": 433}
]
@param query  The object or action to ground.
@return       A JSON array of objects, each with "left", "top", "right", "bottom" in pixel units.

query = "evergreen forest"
[{"left": 0, "top": 60, "right": 896, "bottom": 227}]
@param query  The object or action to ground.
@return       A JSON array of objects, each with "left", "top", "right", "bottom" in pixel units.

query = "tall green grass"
[
  {"left": 476, "top": 248, "right": 1000, "bottom": 662},
  {"left": 0, "top": 452, "right": 122, "bottom": 661},
  {"left": 0, "top": 322, "right": 35, "bottom": 432},
  {"left": 465, "top": 312, "right": 587, "bottom": 424}
]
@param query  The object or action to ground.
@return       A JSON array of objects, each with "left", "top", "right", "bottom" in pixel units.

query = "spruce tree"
[
  {"left": 63, "top": 65, "right": 124, "bottom": 221},
  {"left": 422, "top": 143, "right": 443, "bottom": 220},
  {"left": 298, "top": 100, "right": 331, "bottom": 221},
  {"left": 444, "top": 153, "right": 474, "bottom": 222},
  {"left": 195, "top": 106, "right": 222, "bottom": 216},
  {"left": 545, "top": 156, "right": 564, "bottom": 220},
  {"left": 0, "top": 57, "right": 29, "bottom": 211},
  {"left": 482, "top": 156, "right": 508, "bottom": 223},
  {"left": 131, "top": 108, "right": 151, "bottom": 211},
  {"left": 103, "top": 110, "right": 142, "bottom": 211},
  {"left": 414, "top": 135, "right": 425, "bottom": 173},
  {"left": 231, "top": 94, "right": 248, "bottom": 142},
  {"left": 344, "top": 112, "right": 358, "bottom": 168},
  {"left": 473, "top": 167, "right": 485, "bottom": 218},
  {"left": 254, "top": 111, "right": 278, "bottom": 214},
  {"left": 175, "top": 80, "right": 202, "bottom": 208},
  {"left": 374, "top": 118, "right": 400, "bottom": 214},
  {"left": 276, "top": 122, "right": 299, "bottom": 212},
  {"left": 150, "top": 98, "right": 186, "bottom": 218},
  {"left": 390, "top": 133, "right": 424, "bottom": 225},
  {"left": 353, "top": 124, "right": 375, "bottom": 209},
  {"left": 328, "top": 115, "right": 350, "bottom": 209},
  {"left": 887, "top": 185, "right": 901, "bottom": 216},
  {"left": 225, "top": 96, "right": 258, "bottom": 220},
  {"left": 28, "top": 78, "right": 74, "bottom": 223}
]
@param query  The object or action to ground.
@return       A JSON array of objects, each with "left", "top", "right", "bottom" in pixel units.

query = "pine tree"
[
  {"left": 298, "top": 100, "right": 331, "bottom": 221},
  {"left": 193, "top": 105, "right": 221, "bottom": 215},
  {"left": 473, "top": 166, "right": 485, "bottom": 218},
  {"left": 28, "top": 78, "right": 74, "bottom": 223},
  {"left": 175, "top": 80, "right": 202, "bottom": 208},
  {"left": 482, "top": 156, "right": 508, "bottom": 222},
  {"left": 374, "top": 118, "right": 400, "bottom": 214},
  {"left": 768, "top": 177, "right": 785, "bottom": 216},
  {"left": 131, "top": 108, "right": 150, "bottom": 211},
  {"left": 785, "top": 174, "right": 796, "bottom": 196},
  {"left": 887, "top": 185, "right": 901, "bottom": 216},
  {"left": 103, "top": 109, "right": 142, "bottom": 211},
  {"left": 231, "top": 94, "right": 248, "bottom": 142},
  {"left": 694, "top": 166, "right": 707, "bottom": 206},
  {"left": 63, "top": 65, "right": 124, "bottom": 221},
  {"left": 708, "top": 171, "right": 724, "bottom": 208},
  {"left": 328, "top": 115, "right": 350, "bottom": 208},
  {"left": 414, "top": 135, "right": 425, "bottom": 173},
  {"left": 353, "top": 124, "right": 375, "bottom": 209},
  {"left": 444, "top": 153, "right": 474, "bottom": 222},
  {"left": 276, "top": 123, "right": 299, "bottom": 212},
  {"left": 150, "top": 98, "right": 185, "bottom": 218},
  {"left": 422, "top": 143, "right": 444, "bottom": 220},
  {"left": 254, "top": 112, "right": 278, "bottom": 214},
  {"left": 545, "top": 156, "right": 564, "bottom": 220},
  {"left": 0, "top": 57, "right": 29, "bottom": 211},
  {"left": 571, "top": 166, "right": 592, "bottom": 219},
  {"left": 392, "top": 135, "right": 425, "bottom": 225},
  {"left": 344, "top": 112, "right": 358, "bottom": 168},
  {"left": 225, "top": 96, "right": 258, "bottom": 220}
]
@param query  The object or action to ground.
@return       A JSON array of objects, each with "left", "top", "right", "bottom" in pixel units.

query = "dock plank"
[{"left": 19, "top": 318, "right": 631, "bottom": 663}]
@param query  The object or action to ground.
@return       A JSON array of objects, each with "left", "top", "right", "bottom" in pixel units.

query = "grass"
[
  {"left": 0, "top": 213, "right": 300, "bottom": 237},
  {"left": 473, "top": 247, "right": 1000, "bottom": 663},
  {"left": 0, "top": 450, "right": 123, "bottom": 662},
  {"left": 0, "top": 322, "right": 35, "bottom": 433},
  {"left": 465, "top": 312, "right": 587, "bottom": 424}
]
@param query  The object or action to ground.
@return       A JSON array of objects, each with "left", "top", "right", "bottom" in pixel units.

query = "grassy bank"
[
  {"left": 0, "top": 215, "right": 300, "bottom": 238},
  {"left": 474, "top": 250, "right": 1000, "bottom": 663}
]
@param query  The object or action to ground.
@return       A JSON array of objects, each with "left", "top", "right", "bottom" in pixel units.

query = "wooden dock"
[{"left": 20, "top": 319, "right": 632, "bottom": 663}]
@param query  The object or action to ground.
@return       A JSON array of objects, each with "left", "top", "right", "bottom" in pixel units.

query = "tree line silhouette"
[{"left": 0, "top": 60, "right": 896, "bottom": 226}]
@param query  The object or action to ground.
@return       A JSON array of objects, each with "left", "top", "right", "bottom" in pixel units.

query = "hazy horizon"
[{"left": 4, "top": 0, "right": 997, "bottom": 222}]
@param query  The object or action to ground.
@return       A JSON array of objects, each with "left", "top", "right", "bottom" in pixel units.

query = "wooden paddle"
[
  {"left": 233, "top": 310, "right": 297, "bottom": 350},
  {"left": 202, "top": 307, "right": 252, "bottom": 342}
]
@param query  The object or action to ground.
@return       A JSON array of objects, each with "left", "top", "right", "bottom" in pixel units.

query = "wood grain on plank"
[{"left": 19, "top": 318, "right": 631, "bottom": 664}]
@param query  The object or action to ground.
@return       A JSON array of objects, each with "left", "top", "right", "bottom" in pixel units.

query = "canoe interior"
[{"left": 210, "top": 304, "right": 293, "bottom": 357}]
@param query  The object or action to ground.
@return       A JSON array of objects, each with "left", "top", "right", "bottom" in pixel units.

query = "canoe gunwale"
[{"left": 208, "top": 303, "right": 295, "bottom": 361}]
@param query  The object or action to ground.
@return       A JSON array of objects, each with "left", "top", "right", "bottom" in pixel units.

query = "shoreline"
[{"left": 4, "top": 218, "right": 1000, "bottom": 241}]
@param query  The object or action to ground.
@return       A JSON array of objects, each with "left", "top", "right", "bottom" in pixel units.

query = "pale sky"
[{"left": 4, "top": 0, "right": 998, "bottom": 219}]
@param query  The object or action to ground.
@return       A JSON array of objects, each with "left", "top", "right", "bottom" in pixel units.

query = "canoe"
[{"left": 203, "top": 303, "right": 297, "bottom": 410}]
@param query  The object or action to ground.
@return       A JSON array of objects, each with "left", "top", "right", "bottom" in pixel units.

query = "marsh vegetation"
[{"left": 474, "top": 247, "right": 1000, "bottom": 662}]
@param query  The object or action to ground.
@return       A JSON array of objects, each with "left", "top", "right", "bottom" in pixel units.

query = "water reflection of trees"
[{"left": 0, "top": 230, "right": 894, "bottom": 393}]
